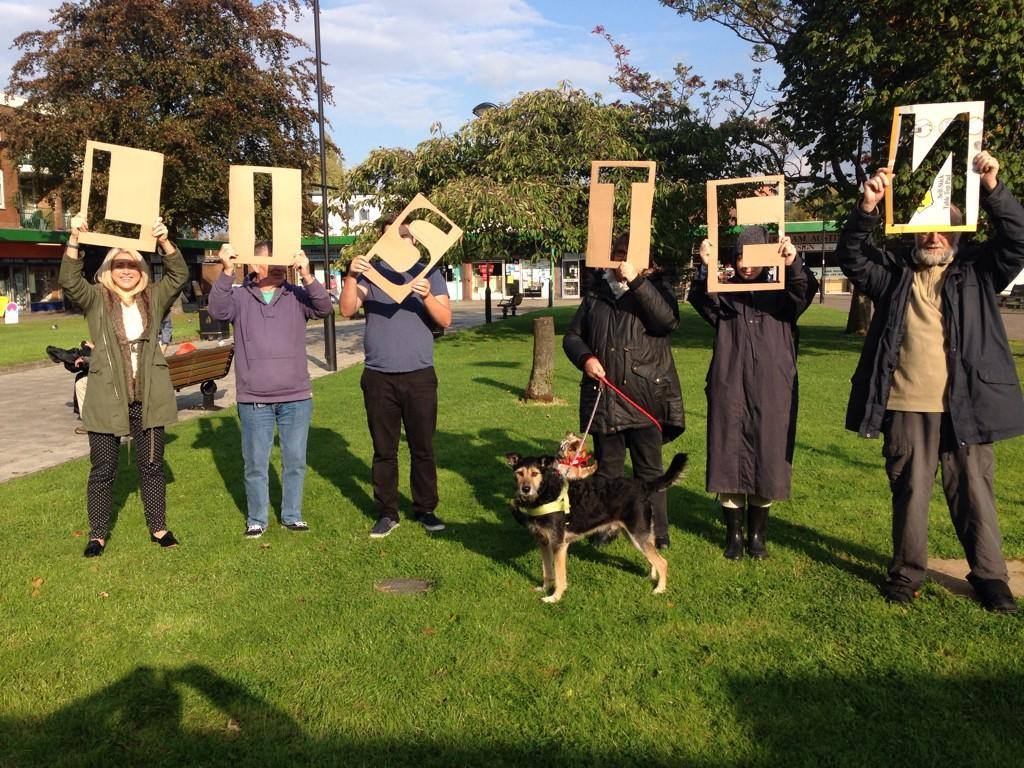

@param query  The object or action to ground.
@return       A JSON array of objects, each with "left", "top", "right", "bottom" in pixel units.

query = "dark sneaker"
[
  {"left": 244, "top": 525, "right": 266, "bottom": 539},
  {"left": 83, "top": 539, "right": 105, "bottom": 558},
  {"left": 971, "top": 578, "right": 1019, "bottom": 614},
  {"left": 370, "top": 517, "right": 399, "bottom": 538},
  {"left": 882, "top": 580, "right": 919, "bottom": 605},
  {"left": 282, "top": 520, "right": 310, "bottom": 532},
  {"left": 416, "top": 512, "right": 445, "bottom": 532}
]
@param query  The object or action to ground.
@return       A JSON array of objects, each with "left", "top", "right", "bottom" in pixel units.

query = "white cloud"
[
  {"left": 297, "top": 0, "right": 615, "bottom": 133},
  {"left": 0, "top": 3, "right": 58, "bottom": 92}
]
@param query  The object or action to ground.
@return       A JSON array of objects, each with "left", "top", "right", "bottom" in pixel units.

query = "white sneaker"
[{"left": 244, "top": 525, "right": 266, "bottom": 539}]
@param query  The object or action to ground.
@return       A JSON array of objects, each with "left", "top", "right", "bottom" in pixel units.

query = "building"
[{"left": 0, "top": 95, "right": 69, "bottom": 312}]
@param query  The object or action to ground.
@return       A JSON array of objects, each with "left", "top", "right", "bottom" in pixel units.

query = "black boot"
[
  {"left": 746, "top": 505, "right": 769, "bottom": 560},
  {"left": 721, "top": 507, "right": 744, "bottom": 560}
]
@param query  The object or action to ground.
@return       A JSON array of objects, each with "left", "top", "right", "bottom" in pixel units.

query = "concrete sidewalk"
[{"left": 0, "top": 299, "right": 572, "bottom": 483}]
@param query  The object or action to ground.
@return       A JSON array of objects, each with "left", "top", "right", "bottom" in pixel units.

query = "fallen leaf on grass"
[
  {"left": 32, "top": 578, "right": 44, "bottom": 587},
  {"left": 72, "top": 531, "right": 83, "bottom": 538},
  {"left": 99, "top": 592, "right": 109, "bottom": 599},
  {"left": 226, "top": 718, "right": 241, "bottom": 733},
  {"left": 421, "top": 627, "right": 436, "bottom": 636},
  {"left": 259, "top": 543, "right": 270, "bottom": 550}
]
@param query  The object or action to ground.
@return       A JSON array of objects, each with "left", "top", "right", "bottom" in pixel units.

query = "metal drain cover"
[{"left": 374, "top": 578, "right": 433, "bottom": 595}]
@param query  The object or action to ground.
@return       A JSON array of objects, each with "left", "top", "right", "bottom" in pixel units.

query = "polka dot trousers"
[{"left": 86, "top": 401, "right": 167, "bottom": 540}]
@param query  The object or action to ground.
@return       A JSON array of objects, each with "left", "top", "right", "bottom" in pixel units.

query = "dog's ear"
[
  {"left": 504, "top": 453, "right": 520, "bottom": 468},
  {"left": 540, "top": 455, "right": 558, "bottom": 470}
]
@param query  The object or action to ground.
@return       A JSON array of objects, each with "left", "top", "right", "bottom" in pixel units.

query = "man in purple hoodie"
[{"left": 208, "top": 241, "right": 333, "bottom": 538}]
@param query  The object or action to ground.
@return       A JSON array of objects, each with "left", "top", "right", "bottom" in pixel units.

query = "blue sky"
[
  {"left": 309, "top": 0, "right": 778, "bottom": 164},
  {"left": 0, "top": 1, "right": 776, "bottom": 166}
]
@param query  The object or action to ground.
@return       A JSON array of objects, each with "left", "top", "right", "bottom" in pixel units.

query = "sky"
[{"left": 0, "top": 0, "right": 777, "bottom": 166}]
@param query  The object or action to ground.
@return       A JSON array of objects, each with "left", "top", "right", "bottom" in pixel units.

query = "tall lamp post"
[
  {"left": 472, "top": 102, "right": 497, "bottom": 323},
  {"left": 313, "top": 0, "right": 337, "bottom": 370}
]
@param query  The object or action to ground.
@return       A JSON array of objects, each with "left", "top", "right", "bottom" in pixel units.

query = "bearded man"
[{"left": 836, "top": 151, "right": 1024, "bottom": 613}]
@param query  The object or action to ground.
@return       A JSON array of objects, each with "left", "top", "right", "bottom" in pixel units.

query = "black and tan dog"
[{"left": 505, "top": 452, "right": 688, "bottom": 603}]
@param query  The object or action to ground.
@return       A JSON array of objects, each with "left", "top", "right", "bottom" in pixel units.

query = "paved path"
[{"left": 0, "top": 299, "right": 573, "bottom": 483}]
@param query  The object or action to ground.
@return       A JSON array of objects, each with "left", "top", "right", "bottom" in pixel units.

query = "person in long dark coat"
[
  {"left": 563, "top": 233, "right": 685, "bottom": 549},
  {"left": 688, "top": 229, "right": 818, "bottom": 559}
]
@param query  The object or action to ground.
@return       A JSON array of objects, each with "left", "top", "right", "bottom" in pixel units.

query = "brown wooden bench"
[
  {"left": 168, "top": 343, "right": 234, "bottom": 411},
  {"left": 498, "top": 292, "right": 524, "bottom": 318}
]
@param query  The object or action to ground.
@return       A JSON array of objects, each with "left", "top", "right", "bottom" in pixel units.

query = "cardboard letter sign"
[
  {"left": 228, "top": 165, "right": 302, "bottom": 265},
  {"left": 362, "top": 194, "right": 463, "bottom": 303},
  {"left": 705, "top": 175, "right": 785, "bottom": 293},
  {"left": 78, "top": 141, "right": 164, "bottom": 252},
  {"left": 885, "top": 101, "right": 984, "bottom": 234},
  {"left": 585, "top": 160, "right": 656, "bottom": 270}
]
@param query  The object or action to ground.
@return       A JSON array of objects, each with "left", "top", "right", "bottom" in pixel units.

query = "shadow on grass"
[
  {"left": 672, "top": 490, "right": 887, "bottom": 586},
  {"left": 5, "top": 664, "right": 1022, "bottom": 767},
  {"left": 724, "top": 670, "right": 1024, "bottom": 767},
  {"left": 471, "top": 376, "right": 523, "bottom": 398},
  {"left": 306, "top": 425, "right": 380, "bottom": 521},
  {"left": 191, "top": 414, "right": 282, "bottom": 524}
]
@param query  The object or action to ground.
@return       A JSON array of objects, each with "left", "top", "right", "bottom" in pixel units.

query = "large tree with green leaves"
[
  {"left": 346, "top": 85, "right": 638, "bottom": 264},
  {"left": 663, "top": 0, "right": 1024, "bottom": 332},
  {"left": 0, "top": 0, "right": 327, "bottom": 238}
]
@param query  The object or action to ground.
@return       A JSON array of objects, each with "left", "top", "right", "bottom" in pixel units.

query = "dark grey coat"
[
  {"left": 688, "top": 258, "right": 818, "bottom": 499},
  {"left": 836, "top": 181, "right": 1024, "bottom": 443},
  {"left": 563, "top": 269, "right": 684, "bottom": 442}
]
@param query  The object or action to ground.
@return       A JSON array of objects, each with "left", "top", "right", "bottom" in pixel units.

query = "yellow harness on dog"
[{"left": 520, "top": 482, "right": 571, "bottom": 517}]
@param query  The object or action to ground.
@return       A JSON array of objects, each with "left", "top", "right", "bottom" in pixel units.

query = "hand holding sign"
[
  {"left": 974, "top": 150, "right": 999, "bottom": 192},
  {"left": 861, "top": 167, "right": 893, "bottom": 213}
]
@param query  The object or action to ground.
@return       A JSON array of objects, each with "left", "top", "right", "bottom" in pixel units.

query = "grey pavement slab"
[{"left": 0, "top": 299, "right": 571, "bottom": 483}]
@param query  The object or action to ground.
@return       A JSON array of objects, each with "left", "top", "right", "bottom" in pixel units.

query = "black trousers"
[
  {"left": 594, "top": 426, "right": 668, "bottom": 538},
  {"left": 360, "top": 367, "right": 439, "bottom": 521},
  {"left": 86, "top": 401, "right": 166, "bottom": 540},
  {"left": 882, "top": 411, "right": 1008, "bottom": 588}
]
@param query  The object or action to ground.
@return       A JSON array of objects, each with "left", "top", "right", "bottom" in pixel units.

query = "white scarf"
[{"left": 604, "top": 269, "right": 630, "bottom": 299}]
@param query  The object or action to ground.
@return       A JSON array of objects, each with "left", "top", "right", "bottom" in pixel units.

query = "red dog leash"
[{"left": 598, "top": 375, "right": 663, "bottom": 432}]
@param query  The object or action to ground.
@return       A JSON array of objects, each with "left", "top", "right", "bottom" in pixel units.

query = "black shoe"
[
  {"left": 244, "top": 525, "right": 266, "bottom": 538},
  {"left": 416, "top": 512, "right": 445, "bottom": 532},
  {"left": 746, "top": 505, "right": 769, "bottom": 560},
  {"left": 150, "top": 530, "right": 178, "bottom": 548},
  {"left": 970, "top": 578, "right": 1019, "bottom": 614},
  {"left": 282, "top": 520, "right": 310, "bottom": 532},
  {"left": 370, "top": 517, "right": 399, "bottom": 538},
  {"left": 655, "top": 534, "right": 670, "bottom": 550},
  {"left": 721, "top": 507, "right": 744, "bottom": 560},
  {"left": 83, "top": 539, "right": 105, "bottom": 558},
  {"left": 882, "top": 580, "right": 919, "bottom": 604}
]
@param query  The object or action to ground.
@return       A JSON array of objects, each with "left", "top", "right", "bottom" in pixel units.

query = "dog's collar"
[{"left": 519, "top": 482, "right": 571, "bottom": 517}]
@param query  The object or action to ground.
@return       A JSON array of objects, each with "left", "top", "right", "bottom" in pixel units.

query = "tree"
[
  {"left": 524, "top": 316, "right": 556, "bottom": 402},
  {"left": 593, "top": 25, "right": 798, "bottom": 272},
  {"left": 662, "top": 0, "right": 1024, "bottom": 332},
  {"left": 345, "top": 85, "right": 638, "bottom": 263},
  {"left": 0, "top": 0, "right": 327, "bottom": 239}
]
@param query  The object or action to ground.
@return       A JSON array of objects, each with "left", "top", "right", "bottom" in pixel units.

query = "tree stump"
[
  {"left": 524, "top": 316, "right": 555, "bottom": 402},
  {"left": 845, "top": 286, "right": 872, "bottom": 336}
]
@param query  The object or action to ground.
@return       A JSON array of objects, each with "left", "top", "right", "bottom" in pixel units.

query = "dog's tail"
[{"left": 646, "top": 453, "right": 688, "bottom": 493}]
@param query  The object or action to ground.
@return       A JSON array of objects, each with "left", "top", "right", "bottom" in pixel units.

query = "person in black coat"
[
  {"left": 689, "top": 231, "right": 818, "bottom": 559},
  {"left": 563, "top": 233, "right": 684, "bottom": 549},
  {"left": 836, "top": 150, "right": 1024, "bottom": 613}
]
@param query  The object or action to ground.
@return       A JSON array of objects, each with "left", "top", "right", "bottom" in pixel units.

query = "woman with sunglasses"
[{"left": 59, "top": 214, "right": 189, "bottom": 557}]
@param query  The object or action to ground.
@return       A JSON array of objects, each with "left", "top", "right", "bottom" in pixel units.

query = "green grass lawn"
[
  {"left": 0, "top": 313, "right": 201, "bottom": 369},
  {"left": 1, "top": 305, "right": 1022, "bottom": 767}
]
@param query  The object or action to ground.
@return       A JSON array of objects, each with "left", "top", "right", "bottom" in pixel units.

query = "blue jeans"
[{"left": 238, "top": 399, "right": 313, "bottom": 528}]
